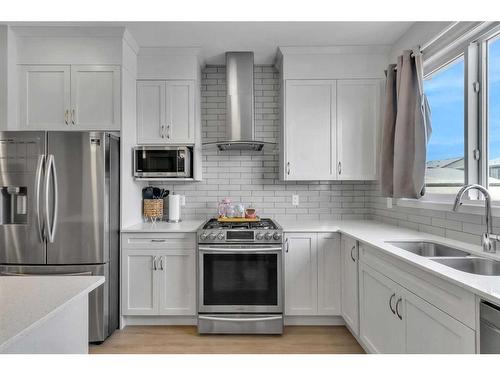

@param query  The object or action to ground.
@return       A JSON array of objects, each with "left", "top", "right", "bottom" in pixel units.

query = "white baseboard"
[
  {"left": 284, "top": 315, "right": 345, "bottom": 326},
  {"left": 121, "top": 315, "right": 345, "bottom": 328},
  {"left": 121, "top": 315, "right": 197, "bottom": 327}
]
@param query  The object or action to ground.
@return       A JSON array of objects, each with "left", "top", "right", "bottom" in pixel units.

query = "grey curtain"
[{"left": 380, "top": 49, "right": 432, "bottom": 199}]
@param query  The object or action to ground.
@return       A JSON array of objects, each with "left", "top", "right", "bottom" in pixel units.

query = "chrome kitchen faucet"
[{"left": 453, "top": 184, "right": 499, "bottom": 253}]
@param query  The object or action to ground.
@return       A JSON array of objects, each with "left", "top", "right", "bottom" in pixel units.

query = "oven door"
[
  {"left": 198, "top": 245, "right": 282, "bottom": 313},
  {"left": 134, "top": 147, "right": 190, "bottom": 178}
]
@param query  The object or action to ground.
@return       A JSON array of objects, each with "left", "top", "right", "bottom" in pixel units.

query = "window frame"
[{"left": 397, "top": 24, "right": 500, "bottom": 212}]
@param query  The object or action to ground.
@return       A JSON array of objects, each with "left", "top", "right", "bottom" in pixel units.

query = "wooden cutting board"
[{"left": 217, "top": 217, "right": 260, "bottom": 222}]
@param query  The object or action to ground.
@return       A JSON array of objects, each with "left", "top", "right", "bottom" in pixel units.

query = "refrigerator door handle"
[
  {"left": 35, "top": 154, "right": 46, "bottom": 242},
  {"left": 44, "top": 154, "right": 58, "bottom": 243}
]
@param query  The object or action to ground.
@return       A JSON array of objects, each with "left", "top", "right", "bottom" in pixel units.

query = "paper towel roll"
[{"left": 168, "top": 194, "right": 182, "bottom": 222}]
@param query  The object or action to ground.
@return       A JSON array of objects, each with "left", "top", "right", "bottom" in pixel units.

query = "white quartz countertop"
[
  {"left": 0, "top": 276, "right": 104, "bottom": 351},
  {"left": 121, "top": 220, "right": 205, "bottom": 233},
  {"left": 280, "top": 219, "right": 500, "bottom": 306}
]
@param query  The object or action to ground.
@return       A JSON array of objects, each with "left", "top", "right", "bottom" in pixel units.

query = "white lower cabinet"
[
  {"left": 359, "top": 262, "right": 405, "bottom": 353},
  {"left": 340, "top": 236, "right": 359, "bottom": 335},
  {"left": 122, "top": 249, "right": 158, "bottom": 315},
  {"left": 284, "top": 232, "right": 341, "bottom": 316},
  {"left": 359, "top": 259, "right": 476, "bottom": 354},
  {"left": 158, "top": 249, "right": 196, "bottom": 315},
  {"left": 121, "top": 234, "right": 196, "bottom": 316}
]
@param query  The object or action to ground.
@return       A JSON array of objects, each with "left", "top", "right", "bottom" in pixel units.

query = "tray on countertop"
[{"left": 217, "top": 217, "right": 260, "bottom": 222}]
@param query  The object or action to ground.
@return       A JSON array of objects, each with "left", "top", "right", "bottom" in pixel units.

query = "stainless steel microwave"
[{"left": 133, "top": 146, "right": 192, "bottom": 178}]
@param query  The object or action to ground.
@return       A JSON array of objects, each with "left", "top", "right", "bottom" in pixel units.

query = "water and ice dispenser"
[{"left": 0, "top": 186, "right": 28, "bottom": 224}]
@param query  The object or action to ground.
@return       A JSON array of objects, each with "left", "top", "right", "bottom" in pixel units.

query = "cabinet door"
[
  {"left": 71, "top": 65, "right": 121, "bottom": 130},
  {"left": 317, "top": 233, "right": 341, "bottom": 315},
  {"left": 359, "top": 263, "right": 405, "bottom": 353},
  {"left": 341, "top": 236, "right": 359, "bottom": 335},
  {"left": 137, "top": 80, "right": 166, "bottom": 144},
  {"left": 284, "top": 233, "right": 318, "bottom": 315},
  {"left": 284, "top": 80, "right": 336, "bottom": 180},
  {"left": 165, "top": 80, "right": 195, "bottom": 143},
  {"left": 404, "top": 291, "right": 475, "bottom": 354},
  {"left": 337, "top": 79, "right": 381, "bottom": 180},
  {"left": 19, "top": 65, "right": 71, "bottom": 129},
  {"left": 158, "top": 249, "right": 196, "bottom": 315},
  {"left": 122, "top": 249, "right": 159, "bottom": 315}
]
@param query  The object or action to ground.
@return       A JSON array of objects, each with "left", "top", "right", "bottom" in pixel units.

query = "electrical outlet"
[
  {"left": 387, "top": 197, "right": 393, "bottom": 209},
  {"left": 292, "top": 194, "right": 299, "bottom": 206}
]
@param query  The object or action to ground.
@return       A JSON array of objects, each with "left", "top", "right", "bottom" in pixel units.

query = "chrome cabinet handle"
[
  {"left": 35, "top": 154, "right": 45, "bottom": 242},
  {"left": 338, "top": 161, "right": 342, "bottom": 175},
  {"left": 71, "top": 109, "right": 75, "bottom": 125},
  {"left": 160, "top": 125, "right": 165, "bottom": 138},
  {"left": 389, "top": 293, "right": 396, "bottom": 314},
  {"left": 64, "top": 110, "right": 69, "bottom": 125},
  {"left": 167, "top": 125, "right": 171, "bottom": 139},
  {"left": 44, "top": 154, "right": 58, "bottom": 243},
  {"left": 159, "top": 256, "right": 164, "bottom": 271},
  {"left": 285, "top": 238, "right": 289, "bottom": 253},
  {"left": 151, "top": 239, "right": 166, "bottom": 243},
  {"left": 287, "top": 162, "right": 290, "bottom": 175},
  {"left": 395, "top": 297, "right": 403, "bottom": 320},
  {"left": 350, "top": 245, "right": 356, "bottom": 262},
  {"left": 152, "top": 256, "right": 157, "bottom": 271}
]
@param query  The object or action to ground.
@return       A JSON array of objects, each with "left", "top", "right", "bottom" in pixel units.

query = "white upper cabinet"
[
  {"left": 137, "top": 79, "right": 195, "bottom": 144},
  {"left": 281, "top": 78, "right": 381, "bottom": 181},
  {"left": 278, "top": 46, "right": 386, "bottom": 181},
  {"left": 337, "top": 79, "right": 380, "bottom": 180},
  {"left": 19, "top": 65, "right": 71, "bottom": 129},
  {"left": 70, "top": 65, "right": 121, "bottom": 130},
  {"left": 19, "top": 64, "right": 121, "bottom": 131},
  {"left": 283, "top": 80, "right": 336, "bottom": 180},
  {"left": 136, "top": 81, "right": 166, "bottom": 143}
]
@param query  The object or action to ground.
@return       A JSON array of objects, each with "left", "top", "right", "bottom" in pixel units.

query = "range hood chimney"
[{"left": 203, "top": 51, "right": 276, "bottom": 152}]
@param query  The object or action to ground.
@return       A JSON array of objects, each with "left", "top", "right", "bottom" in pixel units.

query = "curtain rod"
[{"left": 392, "top": 22, "right": 460, "bottom": 71}]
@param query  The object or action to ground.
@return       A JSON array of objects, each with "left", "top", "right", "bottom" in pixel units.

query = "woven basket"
[{"left": 143, "top": 199, "right": 163, "bottom": 220}]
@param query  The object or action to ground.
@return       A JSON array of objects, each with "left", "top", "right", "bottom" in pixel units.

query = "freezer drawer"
[{"left": 0, "top": 263, "right": 115, "bottom": 342}]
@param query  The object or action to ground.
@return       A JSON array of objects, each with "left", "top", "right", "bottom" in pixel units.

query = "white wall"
[{"left": 388, "top": 22, "right": 452, "bottom": 62}]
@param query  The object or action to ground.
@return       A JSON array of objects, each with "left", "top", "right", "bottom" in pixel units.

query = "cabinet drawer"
[
  {"left": 359, "top": 244, "right": 476, "bottom": 329},
  {"left": 122, "top": 233, "right": 195, "bottom": 250}
]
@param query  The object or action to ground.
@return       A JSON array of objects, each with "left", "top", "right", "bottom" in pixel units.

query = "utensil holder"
[{"left": 143, "top": 199, "right": 163, "bottom": 222}]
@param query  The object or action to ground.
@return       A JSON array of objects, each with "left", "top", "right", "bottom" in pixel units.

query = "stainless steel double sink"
[{"left": 386, "top": 241, "right": 500, "bottom": 276}]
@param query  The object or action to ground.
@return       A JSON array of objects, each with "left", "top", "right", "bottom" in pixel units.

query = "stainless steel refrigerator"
[{"left": 0, "top": 131, "right": 120, "bottom": 342}]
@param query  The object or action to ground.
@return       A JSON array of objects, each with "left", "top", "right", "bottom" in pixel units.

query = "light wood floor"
[{"left": 90, "top": 326, "right": 364, "bottom": 354}]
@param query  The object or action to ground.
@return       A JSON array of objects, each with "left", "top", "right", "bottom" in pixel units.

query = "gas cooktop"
[
  {"left": 198, "top": 218, "right": 282, "bottom": 244},
  {"left": 202, "top": 218, "right": 279, "bottom": 230}
]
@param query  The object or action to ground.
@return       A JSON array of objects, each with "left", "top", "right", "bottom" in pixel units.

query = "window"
[
  {"left": 424, "top": 56, "right": 465, "bottom": 195},
  {"left": 488, "top": 35, "right": 500, "bottom": 199}
]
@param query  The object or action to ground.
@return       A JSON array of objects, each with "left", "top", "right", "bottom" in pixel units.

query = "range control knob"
[
  {"left": 200, "top": 232, "right": 208, "bottom": 241},
  {"left": 217, "top": 232, "right": 225, "bottom": 240},
  {"left": 256, "top": 232, "right": 264, "bottom": 240},
  {"left": 273, "top": 232, "right": 282, "bottom": 241},
  {"left": 208, "top": 232, "right": 217, "bottom": 240},
  {"left": 264, "top": 232, "right": 273, "bottom": 240}
]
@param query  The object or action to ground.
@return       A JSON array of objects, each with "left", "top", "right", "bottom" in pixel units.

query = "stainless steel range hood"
[{"left": 203, "top": 52, "right": 276, "bottom": 152}]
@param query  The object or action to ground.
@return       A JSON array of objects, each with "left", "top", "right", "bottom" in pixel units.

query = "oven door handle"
[
  {"left": 198, "top": 315, "right": 282, "bottom": 322},
  {"left": 198, "top": 246, "right": 283, "bottom": 252}
]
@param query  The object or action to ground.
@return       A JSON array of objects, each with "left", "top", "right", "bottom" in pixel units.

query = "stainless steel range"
[{"left": 197, "top": 218, "right": 283, "bottom": 334}]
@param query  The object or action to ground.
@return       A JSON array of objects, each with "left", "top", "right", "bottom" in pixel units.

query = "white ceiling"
[
  {"left": 123, "top": 22, "right": 414, "bottom": 64},
  {"left": 5, "top": 21, "right": 415, "bottom": 64}
]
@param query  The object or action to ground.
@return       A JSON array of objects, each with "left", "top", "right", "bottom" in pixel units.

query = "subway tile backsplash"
[
  {"left": 153, "top": 65, "right": 374, "bottom": 221},
  {"left": 152, "top": 64, "right": 489, "bottom": 247}
]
